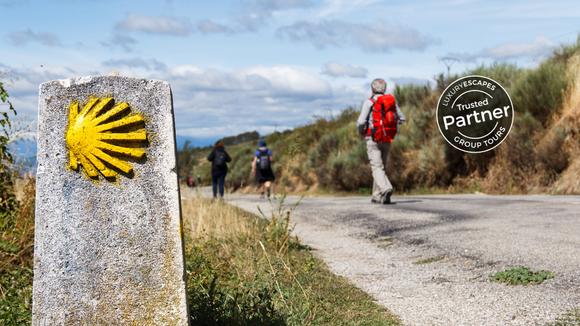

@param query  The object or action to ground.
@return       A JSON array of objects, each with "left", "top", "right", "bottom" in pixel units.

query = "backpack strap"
[{"left": 366, "top": 96, "right": 375, "bottom": 120}]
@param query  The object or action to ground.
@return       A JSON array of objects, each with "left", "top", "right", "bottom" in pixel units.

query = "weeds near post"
[{"left": 257, "top": 193, "right": 303, "bottom": 255}]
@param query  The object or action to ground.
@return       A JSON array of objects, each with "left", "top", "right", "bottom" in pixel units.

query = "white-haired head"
[{"left": 371, "top": 78, "right": 386, "bottom": 94}]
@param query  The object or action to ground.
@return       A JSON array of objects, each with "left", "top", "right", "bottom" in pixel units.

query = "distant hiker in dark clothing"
[
  {"left": 252, "top": 138, "right": 275, "bottom": 199},
  {"left": 207, "top": 140, "right": 232, "bottom": 199}
]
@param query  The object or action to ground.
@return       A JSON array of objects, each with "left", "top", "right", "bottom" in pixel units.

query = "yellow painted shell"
[{"left": 65, "top": 96, "right": 147, "bottom": 180}]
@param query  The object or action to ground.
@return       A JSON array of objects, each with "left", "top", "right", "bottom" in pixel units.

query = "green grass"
[
  {"left": 0, "top": 268, "right": 33, "bottom": 325},
  {"left": 413, "top": 255, "right": 446, "bottom": 265},
  {"left": 1, "top": 187, "right": 400, "bottom": 325},
  {"left": 491, "top": 266, "right": 554, "bottom": 285},
  {"left": 184, "top": 197, "right": 400, "bottom": 325}
]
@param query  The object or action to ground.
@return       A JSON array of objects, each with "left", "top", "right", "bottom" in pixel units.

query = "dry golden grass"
[
  {"left": 181, "top": 195, "right": 400, "bottom": 325},
  {"left": 1, "top": 177, "right": 35, "bottom": 271},
  {"left": 181, "top": 196, "right": 262, "bottom": 239},
  {"left": 550, "top": 54, "right": 580, "bottom": 194}
]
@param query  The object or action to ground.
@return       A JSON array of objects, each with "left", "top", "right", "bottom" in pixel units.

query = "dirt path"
[{"left": 216, "top": 192, "right": 580, "bottom": 326}]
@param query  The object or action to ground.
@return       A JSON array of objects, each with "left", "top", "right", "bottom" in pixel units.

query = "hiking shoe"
[
  {"left": 383, "top": 191, "right": 393, "bottom": 205},
  {"left": 371, "top": 198, "right": 382, "bottom": 204}
]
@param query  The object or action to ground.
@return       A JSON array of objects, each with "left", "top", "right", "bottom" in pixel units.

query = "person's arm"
[
  {"left": 225, "top": 151, "right": 232, "bottom": 162},
  {"left": 251, "top": 156, "right": 257, "bottom": 176},
  {"left": 396, "top": 103, "right": 406, "bottom": 124},
  {"left": 356, "top": 99, "right": 372, "bottom": 136},
  {"left": 268, "top": 149, "right": 273, "bottom": 163},
  {"left": 207, "top": 150, "right": 214, "bottom": 161}
]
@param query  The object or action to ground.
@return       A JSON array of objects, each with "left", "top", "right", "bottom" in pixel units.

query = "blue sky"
[{"left": 1, "top": 0, "right": 579, "bottom": 145}]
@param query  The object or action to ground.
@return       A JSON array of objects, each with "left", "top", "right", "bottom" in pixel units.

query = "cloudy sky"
[{"left": 1, "top": 0, "right": 579, "bottom": 145}]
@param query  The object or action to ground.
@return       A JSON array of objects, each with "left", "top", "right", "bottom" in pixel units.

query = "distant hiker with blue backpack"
[
  {"left": 207, "top": 140, "right": 232, "bottom": 199},
  {"left": 252, "top": 139, "right": 275, "bottom": 199},
  {"left": 357, "top": 78, "right": 406, "bottom": 204}
]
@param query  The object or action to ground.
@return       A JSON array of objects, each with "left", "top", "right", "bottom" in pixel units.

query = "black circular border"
[{"left": 436, "top": 75, "right": 515, "bottom": 154}]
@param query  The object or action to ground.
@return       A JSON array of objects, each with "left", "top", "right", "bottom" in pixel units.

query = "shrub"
[
  {"left": 536, "top": 127, "right": 569, "bottom": 177},
  {"left": 394, "top": 84, "right": 432, "bottom": 108},
  {"left": 226, "top": 145, "right": 253, "bottom": 190},
  {"left": 511, "top": 59, "right": 568, "bottom": 125},
  {"left": 469, "top": 63, "right": 524, "bottom": 90}
]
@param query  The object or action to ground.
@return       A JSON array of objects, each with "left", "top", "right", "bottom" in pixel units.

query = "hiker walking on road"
[
  {"left": 207, "top": 140, "right": 232, "bottom": 199},
  {"left": 356, "top": 78, "right": 406, "bottom": 204},
  {"left": 252, "top": 138, "right": 275, "bottom": 199}
]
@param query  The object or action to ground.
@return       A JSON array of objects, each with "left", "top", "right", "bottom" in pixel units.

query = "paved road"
[{"left": 223, "top": 193, "right": 580, "bottom": 326}]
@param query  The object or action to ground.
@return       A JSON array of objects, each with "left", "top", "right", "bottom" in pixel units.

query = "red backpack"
[{"left": 368, "top": 94, "right": 398, "bottom": 143}]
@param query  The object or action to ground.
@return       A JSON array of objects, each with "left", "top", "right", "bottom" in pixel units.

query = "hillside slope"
[{"left": 181, "top": 37, "right": 580, "bottom": 195}]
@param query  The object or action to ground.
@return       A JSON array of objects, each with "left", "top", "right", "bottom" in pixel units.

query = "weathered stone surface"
[{"left": 33, "top": 76, "right": 189, "bottom": 325}]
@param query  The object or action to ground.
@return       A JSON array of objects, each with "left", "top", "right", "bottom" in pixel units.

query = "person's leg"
[
  {"left": 265, "top": 181, "right": 271, "bottom": 198},
  {"left": 379, "top": 142, "right": 393, "bottom": 203},
  {"left": 366, "top": 138, "right": 390, "bottom": 202},
  {"left": 218, "top": 174, "right": 225, "bottom": 198},
  {"left": 212, "top": 175, "right": 218, "bottom": 198}
]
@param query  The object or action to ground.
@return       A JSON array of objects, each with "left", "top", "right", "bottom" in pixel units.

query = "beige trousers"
[{"left": 366, "top": 138, "right": 393, "bottom": 201}]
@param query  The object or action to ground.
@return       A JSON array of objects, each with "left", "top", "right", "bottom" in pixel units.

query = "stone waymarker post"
[{"left": 33, "top": 76, "right": 189, "bottom": 325}]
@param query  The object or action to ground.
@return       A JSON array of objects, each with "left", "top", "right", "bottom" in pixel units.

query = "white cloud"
[
  {"left": 321, "top": 62, "right": 367, "bottom": 78},
  {"left": 1, "top": 61, "right": 362, "bottom": 141},
  {"left": 277, "top": 20, "right": 437, "bottom": 53},
  {"left": 168, "top": 64, "right": 332, "bottom": 98},
  {"left": 248, "top": 0, "right": 314, "bottom": 11},
  {"left": 484, "top": 36, "right": 555, "bottom": 60},
  {"left": 231, "top": 0, "right": 315, "bottom": 32},
  {"left": 316, "top": 0, "right": 379, "bottom": 17},
  {"left": 6, "top": 29, "right": 61, "bottom": 47},
  {"left": 196, "top": 20, "right": 234, "bottom": 34},
  {"left": 101, "top": 33, "right": 138, "bottom": 51},
  {"left": 242, "top": 66, "right": 332, "bottom": 97},
  {"left": 449, "top": 36, "right": 557, "bottom": 62},
  {"left": 391, "top": 76, "right": 432, "bottom": 86},
  {"left": 102, "top": 58, "right": 167, "bottom": 71},
  {"left": 116, "top": 14, "right": 191, "bottom": 36}
]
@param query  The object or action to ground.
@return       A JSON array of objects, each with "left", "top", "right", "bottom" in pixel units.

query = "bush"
[
  {"left": 0, "top": 83, "right": 34, "bottom": 326},
  {"left": 226, "top": 145, "right": 254, "bottom": 190},
  {"left": 394, "top": 84, "right": 432, "bottom": 108},
  {"left": 469, "top": 63, "right": 524, "bottom": 90},
  {"left": 536, "top": 127, "right": 569, "bottom": 176},
  {"left": 511, "top": 59, "right": 568, "bottom": 125}
]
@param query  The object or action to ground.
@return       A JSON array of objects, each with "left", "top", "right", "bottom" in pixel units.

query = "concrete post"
[{"left": 33, "top": 76, "right": 189, "bottom": 325}]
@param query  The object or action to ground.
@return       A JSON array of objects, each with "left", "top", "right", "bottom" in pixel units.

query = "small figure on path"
[
  {"left": 356, "top": 78, "right": 406, "bottom": 204},
  {"left": 207, "top": 140, "right": 232, "bottom": 199},
  {"left": 186, "top": 175, "right": 195, "bottom": 188},
  {"left": 252, "top": 138, "right": 275, "bottom": 199}
]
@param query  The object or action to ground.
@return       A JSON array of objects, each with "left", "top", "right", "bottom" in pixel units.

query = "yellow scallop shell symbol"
[{"left": 65, "top": 96, "right": 147, "bottom": 180}]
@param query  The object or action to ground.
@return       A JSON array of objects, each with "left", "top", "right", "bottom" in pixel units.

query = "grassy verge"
[
  {"left": 491, "top": 266, "right": 554, "bottom": 285},
  {"left": 182, "top": 196, "right": 400, "bottom": 325},
  {"left": 1, "top": 178, "right": 35, "bottom": 325}
]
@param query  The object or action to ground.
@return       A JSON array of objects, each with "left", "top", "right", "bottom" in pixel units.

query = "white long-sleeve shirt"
[{"left": 356, "top": 93, "right": 406, "bottom": 132}]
